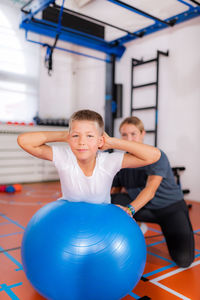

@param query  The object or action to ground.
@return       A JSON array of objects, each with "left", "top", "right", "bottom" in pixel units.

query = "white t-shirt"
[{"left": 52, "top": 145, "right": 124, "bottom": 204}]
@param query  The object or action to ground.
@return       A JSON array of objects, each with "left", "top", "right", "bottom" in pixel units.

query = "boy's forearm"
[
  {"left": 18, "top": 131, "right": 68, "bottom": 147},
  {"left": 107, "top": 137, "right": 160, "bottom": 163}
]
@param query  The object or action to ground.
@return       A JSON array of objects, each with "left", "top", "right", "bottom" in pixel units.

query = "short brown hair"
[
  {"left": 119, "top": 116, "right": 144, "bottom": 133},
  {"left": 69, "top": 109, "right": 104, "bottom": 134}
]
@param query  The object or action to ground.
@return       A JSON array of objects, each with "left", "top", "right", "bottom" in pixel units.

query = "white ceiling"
[{"left": 54, "top": 0, "right": 199, "bottom": 41}]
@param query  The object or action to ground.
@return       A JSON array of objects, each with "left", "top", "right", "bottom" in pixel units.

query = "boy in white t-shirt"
[{"left": 17, "top": 109, "right": 160, "bottom": 217}]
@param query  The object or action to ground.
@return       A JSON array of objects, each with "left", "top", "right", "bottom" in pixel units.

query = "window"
[{"left": 0, "top": 0, "right": 39, "bottom": 123}]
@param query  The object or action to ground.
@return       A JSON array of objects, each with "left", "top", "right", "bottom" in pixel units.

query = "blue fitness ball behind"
[{"left": 21, "top": 200, "right": 146, "bottom": 300}]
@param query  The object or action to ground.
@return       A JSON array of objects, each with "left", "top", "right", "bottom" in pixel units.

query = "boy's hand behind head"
[{"left": 98, "top": 132, "right": 111, "bottom": 151}]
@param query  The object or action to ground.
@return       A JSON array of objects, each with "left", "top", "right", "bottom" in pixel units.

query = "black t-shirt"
[{"left": 112, "top": 150, "right": 183, "bottom": 209}]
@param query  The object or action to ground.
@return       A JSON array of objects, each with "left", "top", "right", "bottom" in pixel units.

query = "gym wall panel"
[{"left": 0, "top": 124, "right": 67, "bottom": 184}]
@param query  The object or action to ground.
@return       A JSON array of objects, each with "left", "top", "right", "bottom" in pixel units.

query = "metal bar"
[
  {"left": 133, "top": 82, "right": 157, "bottom": 89},
  {"left": 130, "top": 58, "right": 134, "bottom": 115},
  {"left": 21, "top": 0, "right": 55, "bottom": 20},
  {"left": 131, "top": 106, "right": 157, "bottom": 111},
  {"left": 155, "top": 50, "right": 169, "bottom": 146},
  {"left": 188, "top": 0, "right": 200, "bottom": 6},
  {"left": 31, "top": 17, "right": 106, "bottom": 43},
  {"left": 131, "top": 51, "right": 169, "bottom": 146},
  {"left": 25, "top": 31, "right": 111, "bottom": 63},
  {"left": 21, "top": 0, "right": 34, "bottom": 12},
  {"left": 177, "top": 0, "right": 195, "bottom": 9},
  {"left": 157, "top": 50, "right": 169, "bottom": 57},
  {"left": 57, "top": 0, "right": 65, "bottom": 33},
  {"left": 133, "top": 58, "right": 157, "bottom": 66},
  {"left": 49, "top": 0, "right": 65, "bottom": 57},
  {"left": 110, "top": 6, "right": 200, "bottom": 46},
  {"left": 132, "top": 58, "right": 143, "bottom": 65},
  {"left": 146, "top": 130, "right": 156, "bottom": 134},
  {"left": 105, "top": 55, "right": 116, "bottom": 136},
  {"left": 20, "top": 17, "right": 126, "bottom": 57},
  {"left": 107, "top": 0, "right": 173, "bottom": 26},
  {"left": 53, "top": 3, "right": 139, "bottom": 37}
]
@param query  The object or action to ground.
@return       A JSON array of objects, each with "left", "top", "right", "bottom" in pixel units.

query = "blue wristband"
[{"left": 127, "top": 204, "right": 135, "bottom": 217}]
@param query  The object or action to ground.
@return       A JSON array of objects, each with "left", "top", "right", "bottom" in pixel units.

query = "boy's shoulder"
[
  {"left": 97, "top": 150, "right": 124, "bottom": 171},
  {"left": 52, "top": 144, "right": 73, "bottom": 163}
]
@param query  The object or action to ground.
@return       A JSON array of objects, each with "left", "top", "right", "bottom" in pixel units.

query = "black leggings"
[{"left": 111, "top": 194, "right": 195, "bottom": 268}]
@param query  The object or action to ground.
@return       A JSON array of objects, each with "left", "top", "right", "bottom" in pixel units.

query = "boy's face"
[
  {"left": 120, "top": 123, "right": 145, "bottom": 143},
  {"left": 68, "top": 120, "right": 104, "bottom": 162}
]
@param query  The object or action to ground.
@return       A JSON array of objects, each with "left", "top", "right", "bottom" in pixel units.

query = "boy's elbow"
[
  {"left": 17, "top": 134, "right": 23, "bottom": 147},
  {"left": 153, "top": 148, "right": 161, "bottom": 164},
  {"left": 17, "top": 134, "right": 25, "bottom": 148},
  {"left": 147, "top": 148, "right": 161, "bottom": 165},
  {"left": 17, "top": 133, "right": 29, "bottom": 150}
]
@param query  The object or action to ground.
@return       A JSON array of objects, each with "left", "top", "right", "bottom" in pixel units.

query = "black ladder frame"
[{"left": 130, "top": 50, "right": 169, "bottom": 146}]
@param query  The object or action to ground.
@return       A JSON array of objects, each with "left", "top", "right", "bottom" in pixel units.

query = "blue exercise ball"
[{"left": 21, "top": 200, "right": 146, "bottom": 300}]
